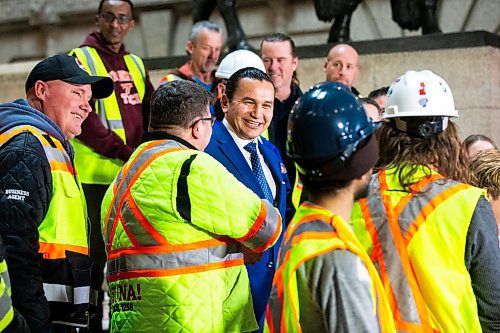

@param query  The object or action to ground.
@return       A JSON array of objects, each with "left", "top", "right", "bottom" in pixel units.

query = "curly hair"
[
  {"left": 377, "top": 120, "right": 472, "bottom": 190},
  {"left": 469, "top": 149, "right": 500, "bottom": 199}
]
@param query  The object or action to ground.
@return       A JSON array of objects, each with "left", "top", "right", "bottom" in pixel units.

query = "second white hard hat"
[
  {"left": 215, "top": 50, "right": 266, "bottom": 79},
  {"left": 383, "top": 70, "right": 458, "bottom": 119}
]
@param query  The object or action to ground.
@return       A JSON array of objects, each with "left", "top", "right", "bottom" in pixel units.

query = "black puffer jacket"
[{"left": 0, "top": 99, "right": 72, "bottom": 332}]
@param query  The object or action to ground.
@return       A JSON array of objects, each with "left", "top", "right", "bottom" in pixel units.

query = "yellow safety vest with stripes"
[
  {"left": 0, "top": 125, "right": 91, "bottom": 327},
  {"left": 0, "top": 258, "right": 13, "bottom": 331},
  {"left": 69, "top": 46, "right": 146, "bottom": 185},
  {"left": 101, "top": 138, "right": 282, "bottom": 333},
  {"left": 265, "top": 202, "right": 395, "bottom": 333},
  {"left": 351, "top": 167, "right": 484, "bottom": 332}
]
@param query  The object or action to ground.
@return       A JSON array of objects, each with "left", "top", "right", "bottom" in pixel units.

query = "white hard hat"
[
  {"left": 215, "top": 50, "right": 266, "bottom": 79},
  {"left": 383, "top": 70, "right": 458, "bottom": 119}
]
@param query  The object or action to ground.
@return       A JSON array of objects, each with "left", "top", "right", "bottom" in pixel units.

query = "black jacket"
[
  {"left": 268, "top": 83, "right": 303, "bottom": 189},
  {"left": 0, "top": 99, "right": 74, "bottom": 332}
]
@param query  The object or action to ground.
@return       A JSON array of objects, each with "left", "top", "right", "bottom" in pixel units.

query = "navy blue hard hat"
[{"left": 287, "top": 81, "right": 380, "bottom": 180}]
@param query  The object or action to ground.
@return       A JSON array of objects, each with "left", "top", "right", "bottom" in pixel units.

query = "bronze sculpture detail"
[
  {"left": 192, "top": 0, "right": 442, "bottom": 49},
  {"left": 314, "top": 0, "right": 442, "bottom": 42},
  {"left": 193, "top": 0, "right": 253, "bottom": 51}
]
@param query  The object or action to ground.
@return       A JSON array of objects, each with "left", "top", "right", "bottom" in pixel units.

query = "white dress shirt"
[{"left": 222, "top": 119, "right": 277, "bottom": 199}]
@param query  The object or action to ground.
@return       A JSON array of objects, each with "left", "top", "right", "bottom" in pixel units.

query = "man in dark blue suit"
[{"left": 205, "top": 67, "right": 293, "bottom": 332}]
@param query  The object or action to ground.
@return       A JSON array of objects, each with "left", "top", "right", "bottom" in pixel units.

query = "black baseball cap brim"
[
  {"left": 62, "top": 75, "right": 114, "bottom": 99},
  {"left": 25, "top": 54, "right": 114, "bottom": 99}
]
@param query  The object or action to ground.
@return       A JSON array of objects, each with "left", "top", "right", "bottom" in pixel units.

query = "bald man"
[{"left": 324, "top": 43, "right": 360, "bottom": 95}]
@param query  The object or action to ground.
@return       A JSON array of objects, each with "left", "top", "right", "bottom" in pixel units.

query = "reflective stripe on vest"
[
  {"left": 43, "top": 283, "right": 92, "bottom": 305},
  {"left": 266, "top": 203, "right": 395, "bottom": 333},
  {"left": 0, "top": 125, "right": 88, "bottom": 259},
  {"left": 0, "top": 259, "right": 10, "bottom": 293},
  {"left": 71, "top": 47, "right": 126, "bottom": 137},
  {"left": 104, "top": 140, "right": 279, "bottom": 282},
  {"left": 359, "top": 170, "right": 482, "bottom": 332},
  {"left": 124, "top": 53, "right": 146, "bottom": 99},
  {"left": 69, "top": 46, "right": 147, "bottom": 184},
  {"left": 0, "top": 260, "right": 13, "bottom": 331}
]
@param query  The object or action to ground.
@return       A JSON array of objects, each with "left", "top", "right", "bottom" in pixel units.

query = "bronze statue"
[
  {"left": 313, "top": 0, "right": 441, "bottom": 42},
  {"left": 193, "top": 0, "right": 442, "bottom": 47},
  {"left": 192, "top": 0, "right": 253, "bottom": 51}
]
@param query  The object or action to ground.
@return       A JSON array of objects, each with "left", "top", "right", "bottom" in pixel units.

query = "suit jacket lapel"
[{"left": 215, "top": 125, "right": 263, "bottom": 195}]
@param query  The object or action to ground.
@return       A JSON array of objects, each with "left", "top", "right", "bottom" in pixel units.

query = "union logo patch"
[{"left": 75, "top": 58, "right": 88, "bottom": 73}]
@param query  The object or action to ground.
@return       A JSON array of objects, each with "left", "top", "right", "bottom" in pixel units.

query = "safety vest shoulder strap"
[
  {"left": 0, "top": 124, "right": 50, "bottom": 146},
  {"left": 70, "top": 47, "right": 146, "bottom": 100},
  {"left": 103, "top": 140, "right": 186, "bottom": 245},
  {"left": 124, "top": 53, "right": 146, "bottom": 99},
  {"left": 69, "top": 46, "right": 107, "bottom": 76},
  {"left": 0, "top": 125, "right": 74, "bottom": 174},
  {"left": 69, "top": 46, "right": 126, "bottom": 142},
  {"left": 268, "top": 203, "right": 395, "bottom": 333}
]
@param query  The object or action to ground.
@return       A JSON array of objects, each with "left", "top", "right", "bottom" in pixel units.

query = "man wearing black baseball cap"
[
  {"left": 25, "top": 53, "right": 114, "bottom": 99},
  {"left": 0, "top": 54, "right": 113, "bottom": 332}
]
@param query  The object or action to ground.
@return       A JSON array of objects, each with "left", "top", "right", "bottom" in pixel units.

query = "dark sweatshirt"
[{"left": 75, "top": 31, "right": 155, "bottom": 162}]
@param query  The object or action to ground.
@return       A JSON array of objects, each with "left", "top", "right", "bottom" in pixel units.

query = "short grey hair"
[{"left": 189, "top": 20, "right": 221, "bottom": 43}]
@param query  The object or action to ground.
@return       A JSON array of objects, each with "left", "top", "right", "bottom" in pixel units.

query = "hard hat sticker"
[
  {"left": 419, "top": 98, "right": 428, "bottom": 107},
  {"left": 419, "top": 82, "right": 426, "bottom": 95}
]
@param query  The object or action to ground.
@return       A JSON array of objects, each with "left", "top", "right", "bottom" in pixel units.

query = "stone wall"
[
  {"left": 0, "top": 0, "right": 497, "bottom": 63},
  {"left": 1, "top": 32, "right": 498, "bottom": 144}
]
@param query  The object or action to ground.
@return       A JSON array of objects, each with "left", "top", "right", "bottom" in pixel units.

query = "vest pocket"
[
  {"left": 61, "top": 175, "right": 80, "bottom": 198},
  {"left": 41, "top": 251, "right": 93, "bottom": 327}
]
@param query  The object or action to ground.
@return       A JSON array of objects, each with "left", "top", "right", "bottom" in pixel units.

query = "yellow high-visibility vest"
[
  {"left": 351, "top": 167, "right": 484, "bottom": 332},
  {"left": 102, "top": 139, "right": 282, "bottom": 332},
  {"left": 0, "top": 125, "right": 91, "bottom": 327},
  {"left": 265, "top": 202, "right": 395, "bottom": 333},
  {"left": 69, "top": 46, "right": 146, "bottom": 184}
]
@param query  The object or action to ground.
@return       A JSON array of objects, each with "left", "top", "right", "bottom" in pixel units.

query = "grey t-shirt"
[{"left": 296, "top": 249, "right": 381, "bottom": 333}]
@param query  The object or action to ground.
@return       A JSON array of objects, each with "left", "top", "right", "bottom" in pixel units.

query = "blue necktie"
[{"left": 244, "top": 142, "right": 274, "bottom": 203}]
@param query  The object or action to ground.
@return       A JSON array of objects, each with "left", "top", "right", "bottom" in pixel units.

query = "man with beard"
[
  {"left": 160, "top": 20, "right": 223, "bottom": 96},
  {"left": 265, "top": 82, "right": 395, "bottom": 332},
  {"left": 69, "top": 1, "right": 155, "bottom": 331}
]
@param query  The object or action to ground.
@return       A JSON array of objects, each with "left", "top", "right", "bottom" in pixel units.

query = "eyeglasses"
[
  {"left": 99, "top": 12, "right": 132, "bottom": 24},
  {"left": 190, "top": 115, "right": 217, "bottom": 127}
]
